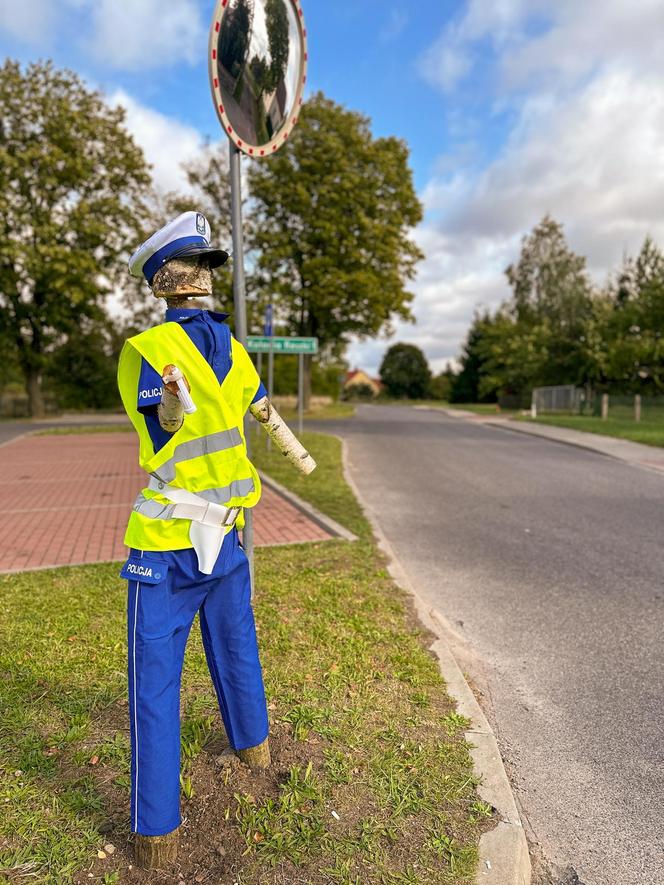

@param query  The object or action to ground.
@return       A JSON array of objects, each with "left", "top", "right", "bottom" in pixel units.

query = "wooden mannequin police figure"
[{"left": 118, "top": 211, "right": 316, "bottom": 870}]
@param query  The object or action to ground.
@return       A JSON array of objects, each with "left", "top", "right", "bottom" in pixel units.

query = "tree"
[
  {"left": 429, "top": 364, "right": 455, "bottom": 401},
  {"left": 45, "top": 327, "right": 121, "bottom": 410},
  {"left": 450, "top": 313, "right": 496, "bottom": 403},
  {"left": 220, "top": 0, "right": 252, "bottom": 79},
  {"left": 248, "top": 92, "right": 424, "bottom": 407},
  {"left": 503, "top": 215, "right": 594, "bottom": 388},
  {"left": 600, "top": 237, "right": 664, "bottom": 390},
  {"left": 0, "top": 60, "right": 151, "bottom": 415},
  {"left": 266, "top": 0, "right": 290, "bottom": 91},
  {"left": 379, "top": 343, "right": 431, "bottom": 399}
]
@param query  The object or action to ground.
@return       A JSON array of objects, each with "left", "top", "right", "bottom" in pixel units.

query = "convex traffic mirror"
[{"left": 209, "top": 0, "right": 308, "bottom": 156}]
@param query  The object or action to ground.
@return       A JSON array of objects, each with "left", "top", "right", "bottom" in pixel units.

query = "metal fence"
[
  {"left": 531, "top": 385, "right": 664, "bottom": 423},
  {"left": 590, "top": 394, "right": 664, "bottom": 423},
  {"left": 531, "top": 385, "right": 585, "bottom": 415}
]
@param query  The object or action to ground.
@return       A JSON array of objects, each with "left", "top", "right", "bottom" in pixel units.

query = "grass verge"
[
  {"left": 251, "top": 431, "right": 367, "bottom": 540},
  {"left": 0, "top": 431, "right": 491, "bottom": 884},
  {"left": 35, "top": 424, "right": 132, "bottom": 436},
  {"left": 516, "top": 414, "right": 664, "bottom": 447}
]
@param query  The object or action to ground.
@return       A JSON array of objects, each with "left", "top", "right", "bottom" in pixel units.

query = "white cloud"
[
  {"left": 418, "top": 0, "right": 536, "bottom": 92},
  {"left": 419, "top": 0, "right": 664, "bottom": 96},
  {"left": 0, "top": 0, "right": 207, "bottom": 70},
  {"left": 109, "top": 90, "right": 205, "bottom": 194},
  {"left": 350, "top": 1, "right": 664, "bottom": 377},
  {"left": 0, "top": 0, "right": 62, "bottom": 44},
  {"left": 87, "top": 0, "right": 206, "bottom": 71}
]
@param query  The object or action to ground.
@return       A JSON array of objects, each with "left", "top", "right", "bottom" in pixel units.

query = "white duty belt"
[{"left": 143, "top": 476, "right": 241, "bottom": 575}]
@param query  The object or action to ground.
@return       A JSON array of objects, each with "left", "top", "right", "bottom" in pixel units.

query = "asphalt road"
[{"left": 320, "top": 405, "right": 664, "bottom": 885}]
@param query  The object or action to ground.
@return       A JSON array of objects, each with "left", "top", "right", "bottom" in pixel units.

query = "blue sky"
[
  {"left": 3, "top": 1, "right": 664, "bottom": 373},
  {"left": 0, "top": 1, "right": 485, "bottom": 189}
]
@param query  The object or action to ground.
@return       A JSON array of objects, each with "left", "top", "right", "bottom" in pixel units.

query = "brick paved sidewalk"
[{"left": 0, "top": 432, "right": 333, "bottom": 572}]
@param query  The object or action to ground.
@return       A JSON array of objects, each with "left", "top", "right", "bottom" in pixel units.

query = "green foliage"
[
  {"left": 599, "top": 237, "right": 664, "bottom": 390},
  {"left": 0, "top": 60, "right": 151, "bottom": 416},
  {"left": 460, "top": 219, "right": 664, "bottom": 401},
  {"left": 44, "top": 329, "right": 121, "bottom": 410},
  {"left": 342, "top": 382, "right": 376, "bottom": 402},
  {"left": 248, "top": 92, "right": 423, "bottom": 403},
  {"left": 450, "top": 315, "right": 496, "bottom": 404},
  {"left": 481, "top": 216, "right": 594, "bottom": 400},
  {"left": 379, "top": 343, "right": 432, "bottom": 399},
  {"left": 253, "top": 353, "right": 346, "bottom": 398},
  {"left": 429, "top": 366, "right": 455, "bottom": 402}
]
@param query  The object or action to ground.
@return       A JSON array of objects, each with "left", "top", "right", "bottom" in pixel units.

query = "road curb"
[
  {"left": 477, "top": 418, "right": 664, "bottom": 480},
  {"left": 339, "top": 438, "right": 531, "bottom": 885},
  {"left": 483, "top": 418, "right": 624, "bottom": 459}
]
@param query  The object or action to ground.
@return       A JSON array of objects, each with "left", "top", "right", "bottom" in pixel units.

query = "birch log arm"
[
  {"left": 249, "top": 396, "right": 317, "bottom": 475},
  {"left": 158, "top": 363, "right": 190, "bottom": 433},
  {"left": 158, "top": 389, "right": 184, "bottom": 433}
]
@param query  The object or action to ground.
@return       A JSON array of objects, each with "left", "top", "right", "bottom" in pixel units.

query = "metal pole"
[
  {"left": 267, "top": 333, "right": 274, "bottom": 452},
  {"left": 229, "top": 141, "right": 254, "bottom": 587},
  {"left": 256, "top": 352, "right": 263, "bottom": 437},
  {"left": 298, "top": 352, "right": 304, "bottom": 437}
]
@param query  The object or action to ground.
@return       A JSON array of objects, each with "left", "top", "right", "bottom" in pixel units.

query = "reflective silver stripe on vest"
[
  {"left": 151, "top": 427, "right": 243, "bottom": 484},
  {"left": 132, "top": 492, "right": 176, "bottom": 520},
  {"left": 147, "top": 475, "right": 255, "bottom": 505},
  {"left": 132, "top": 477, "right": 255, "bottom": 520}
]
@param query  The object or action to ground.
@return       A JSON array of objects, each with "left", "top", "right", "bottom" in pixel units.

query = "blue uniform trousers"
[{"left": 123, "top": 528, "right": 269, "bottom": 836}]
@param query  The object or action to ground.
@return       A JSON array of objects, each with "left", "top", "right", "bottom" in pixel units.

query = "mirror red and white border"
[{"left": 208, "top": 0, "right": 308, "bottom": 157}]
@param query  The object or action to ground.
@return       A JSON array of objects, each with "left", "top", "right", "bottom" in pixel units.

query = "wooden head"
[{"left": 151, "top": 258, "right": 213, "bottom": 307}]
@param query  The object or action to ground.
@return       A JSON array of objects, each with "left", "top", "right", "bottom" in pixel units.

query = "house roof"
[{"left": 344, "top": 369, "right": 383, "bottom": 389}]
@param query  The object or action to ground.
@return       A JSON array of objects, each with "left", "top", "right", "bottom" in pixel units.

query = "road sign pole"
[
  {"left": 256, "top": 352, "right": 263, "bottom": 437},
  {"left": 267, "top": 339, "right": 274, "bottom": 452},
  {"left": 298, "top": 352, "right": 304, "bottom": 437},
  {"left": 229, "top": 141, "right": 254, "bottom": 588}
]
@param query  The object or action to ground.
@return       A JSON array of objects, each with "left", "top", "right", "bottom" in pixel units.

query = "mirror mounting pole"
[{"left": 229, "top": 140, "right": 254, "bottom": 587}]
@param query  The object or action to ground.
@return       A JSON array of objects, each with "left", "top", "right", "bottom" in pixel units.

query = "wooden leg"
[
  {"left": 133, "top": 827, "right": 179, "bottom": 869},
  {"left": 237, "top": 736, "right": 271, "bottom": 770}
]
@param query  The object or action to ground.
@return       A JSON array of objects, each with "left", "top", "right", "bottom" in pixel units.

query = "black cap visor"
[{"left": 168, "top": 244, "right": 230, "bottom": 269}]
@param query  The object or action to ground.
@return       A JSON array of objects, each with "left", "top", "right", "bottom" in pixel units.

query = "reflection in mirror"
[{"left": 216, "top": 0, "right": 301, "bottom": 148}]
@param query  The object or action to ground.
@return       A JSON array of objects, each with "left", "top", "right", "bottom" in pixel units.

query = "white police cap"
[{"left": 128, "top": 211, "right": 229, "bottom": 284}]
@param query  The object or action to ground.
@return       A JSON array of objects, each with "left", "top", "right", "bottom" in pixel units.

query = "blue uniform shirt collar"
[{"left": 164, "top": 307, "right": 229, "bottom": 324}]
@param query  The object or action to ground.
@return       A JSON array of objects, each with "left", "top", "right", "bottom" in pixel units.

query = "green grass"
[
  {"left": 517, "top": 414, "right": 664, "bottom": 447},
  {"left": 0, "top": 429, "right": 490, "bottom": 884},
  {"left": 444, "top": 403, "right": 517, "bottom": 415},
  {"left": 251, "top": 430, "right": 368, "bottom": 540}
]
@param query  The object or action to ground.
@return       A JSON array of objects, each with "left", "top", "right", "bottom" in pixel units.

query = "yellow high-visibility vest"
[{"left": 117, "top": 321, "right": 261, "bottom": 551}]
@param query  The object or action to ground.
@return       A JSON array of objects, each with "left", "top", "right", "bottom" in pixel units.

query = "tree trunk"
[
  {"left": 134, "top": 829, "right": 179, "bottom": 869},
  {"left": 26, "top": 369, "right": 45, "bottom": 418}
]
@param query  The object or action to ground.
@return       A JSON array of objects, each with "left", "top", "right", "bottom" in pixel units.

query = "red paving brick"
[{"left": 0, "top": 432, "right": 333, "bottom": 572}]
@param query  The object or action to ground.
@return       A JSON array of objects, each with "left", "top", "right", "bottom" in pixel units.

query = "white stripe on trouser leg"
[{"left": 132, "top": 550, "right": 143, "bottom": 831}]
